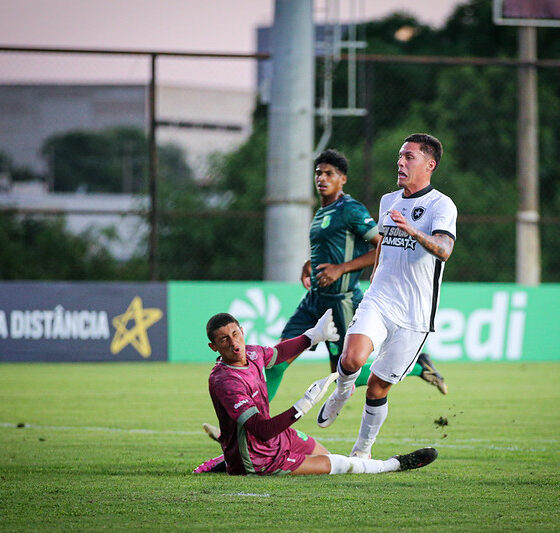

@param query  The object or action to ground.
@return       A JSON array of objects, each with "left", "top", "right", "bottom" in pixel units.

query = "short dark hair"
[
  {"left": 206, "top": 313, "right": 240, "bottom": 342},
  {"left": 404, "top": 133, "right": 443, "bottom": 169},
  {"left": 314, "top": 149, "right": 348, "bottom": 175}
]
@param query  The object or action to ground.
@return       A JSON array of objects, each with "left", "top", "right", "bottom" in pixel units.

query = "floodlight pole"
[
  {"left": 264, "top": 0, "right": 315, "bottom": 281},
  {"left": 516, "top": 27, "right": 540, "bottom": 285}
]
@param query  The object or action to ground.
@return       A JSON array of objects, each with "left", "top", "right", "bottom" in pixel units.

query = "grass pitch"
[{"left": 1, "top": 361, "right": 559, "bottom": 532}]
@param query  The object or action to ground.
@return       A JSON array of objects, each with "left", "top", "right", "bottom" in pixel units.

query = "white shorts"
[{"left": 347, "top": 301, "right": 429, "bottom": 384}]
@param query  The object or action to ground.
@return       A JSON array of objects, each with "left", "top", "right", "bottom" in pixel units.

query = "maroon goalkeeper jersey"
[{"left": 209, "top": 344, "right": 305, "bottom": 475}]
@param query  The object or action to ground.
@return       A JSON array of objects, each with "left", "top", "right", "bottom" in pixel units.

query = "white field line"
[
  {"left": 319, "top": 435, "right": 559, "bottom": 444},
  {"left": 1, "top": 422, "right": 557, "bottom": 453},
  {"left": 234, "top": 492, "right": 270, "bottom": 497},
  {"left": 0, "top": 422, "right": 200, "bottom": 436},
  {"left": 319, "top": 435, "right": 557, "bottom": 453}
]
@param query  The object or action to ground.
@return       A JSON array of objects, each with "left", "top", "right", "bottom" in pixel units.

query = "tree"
[
  {"left": 6, "top": 0, "right": 559, "bottom": 282},
  {"left": 41, "top": 127, "right": 193, "bottom": 193},
  {"left": 323, "top": 0, "right": 560, "bottom": 281},
  {"left": 156, "top": 117, "right": 268, "bottom": 280},
  {"left": 0, "top": 150, "right": 41, "bottom": 183},
  {"left": 0, "top": 213, "right": 126, "bottom": 280}
]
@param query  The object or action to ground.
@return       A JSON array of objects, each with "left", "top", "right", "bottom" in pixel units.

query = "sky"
[{"left": 0, "top": 0, "right": 465, "bottom": 90}]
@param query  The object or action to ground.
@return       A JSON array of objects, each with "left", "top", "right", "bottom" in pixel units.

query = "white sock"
[
  {"left": 327, "top": 454, "right": 399, "bottom": 475},
  {"left": 335, "top": 358, "right": 361, "bottom": 398},
  {"left": 327, "top": 454, "right": 352, "bottom": 474},
  {"left": 351, "top": 399, "right": 388, "bottom": 457}
]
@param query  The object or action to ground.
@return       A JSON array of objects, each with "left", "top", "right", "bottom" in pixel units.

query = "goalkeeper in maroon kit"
[{"left": 194, "top": 310, "right": 437, "bottom": 476}]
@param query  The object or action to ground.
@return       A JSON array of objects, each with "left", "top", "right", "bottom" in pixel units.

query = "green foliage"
[
  {"left": 0, "top": 150, "right": 41, "bottom": 182},
  {"left": 0, "top": 213, "right": 123, "bottom": 280},
  {"left": 438, "top": 0, "right": 516, "bottom": 57},
  {"left": 41, "top": 128, "right": 137, "bottom": 192},
  {"left": 1, "top": 362, "right": 559, "bottom": 531},
  {"left": 41, "top": 127, "right": 193, "bottom": 193},
  {"left": 420, "top": 66, "right": 518, "bottom": 180},
  {"left": 0, "top": 213, "right": 153, "bottom": 281},
  {"left": 212, "top": 117, "right": 268, "bottom": 209},
  {"left": 156, "top": 118, "right": 268, "bottom": 280},
  {"left": 5, "top": 0, "right": 558, "bottom": 282},
  {"left": 320, "top": 0, "right": 560, "bottom": 282},
  {"left": 157, "top": 143, "right": 195, "bottom": 187},
  {"left": 0, "top": 150, "right": 9, "bottom": 172}
]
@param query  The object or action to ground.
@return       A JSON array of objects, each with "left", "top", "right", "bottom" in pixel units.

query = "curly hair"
[{"left": 314, "top": 149, "right": 349, "bottom": 175}]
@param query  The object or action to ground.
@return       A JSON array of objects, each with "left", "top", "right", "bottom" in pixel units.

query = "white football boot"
[{"left": 317, "top": 389, "right": 351, "bottom": 427}]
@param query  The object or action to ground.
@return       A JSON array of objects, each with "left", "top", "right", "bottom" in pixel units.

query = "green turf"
[{"left": 1, "top": 361, "right": 559, "bottom": 532}]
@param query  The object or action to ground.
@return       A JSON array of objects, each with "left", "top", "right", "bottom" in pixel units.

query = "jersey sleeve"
[
  {"left": 211, "top": 374, "right": 259, "bottom": 424},
  {"left": 344, "top": 200, "right": 379, "bottom": 242},
  {"left": 431, "top": 195, "right": 457, "bottom": 241},
  {"left": 377, "top": 194, "right": 391, "bottom": 235},
  {"left": 262, "top": 345, "right": 278, "bottom": 369},
  {"left": 270, "top": 335, "right": 310, "bottom": 368}
]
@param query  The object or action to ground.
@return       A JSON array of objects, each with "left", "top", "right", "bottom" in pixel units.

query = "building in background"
[
  {"left": 156, "top": 84, "right": 255, "bottom": 178},
  {"left": 0, "top": 83, "right": 255, "bottom": 180},
  {"left": 0, "top": 180, "right": 147, "bottom": 260},
  {"left": 0, "top": 82, "right": 255, "bottom": 261},
  {"left": 0, "top": 85, "right": 146, "bottom": 176}
]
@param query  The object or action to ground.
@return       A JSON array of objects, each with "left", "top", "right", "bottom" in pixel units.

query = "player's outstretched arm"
[
  {"left": 243, "top": 373, "right": 338, "bottom": 439},
  {"left": 303, "top": 309, "right": 340, "bottom": 346},
  {"left": 370, "top": 240, "right": 383, "bottom": 282},
  {"left": 316, "top": 251, "right": 372, "bottom": 287},
  {"left": 272, "top": 309, "right": 339, "bottom": 366}
]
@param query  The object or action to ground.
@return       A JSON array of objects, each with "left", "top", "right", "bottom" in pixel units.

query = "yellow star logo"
[{"left": 110, "top": 296, "right": 163, "bottom": 358}]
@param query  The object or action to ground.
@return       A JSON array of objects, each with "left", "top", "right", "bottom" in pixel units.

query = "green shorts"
[{"left": 280, "top": 287, "right": 363, "bottom": 365}]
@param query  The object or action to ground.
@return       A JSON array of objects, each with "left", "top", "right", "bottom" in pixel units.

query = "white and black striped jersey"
[{"left": 362, "top": 184, "right": 457, "bottom": 332}]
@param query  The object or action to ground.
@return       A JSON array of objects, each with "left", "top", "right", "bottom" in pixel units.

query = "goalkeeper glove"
[
  {"left": 303, "top": 309, "right": 340, "bottom": 346},
  {"left": 293, "top": 372, "right": 338, "bottom": 419}
]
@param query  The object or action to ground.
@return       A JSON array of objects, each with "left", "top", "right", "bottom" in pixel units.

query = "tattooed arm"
[{"left": 389, "top": 210, "right": 454, "bottom": 262}]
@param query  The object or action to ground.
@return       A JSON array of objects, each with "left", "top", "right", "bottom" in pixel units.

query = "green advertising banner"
[
  {"left": 424, "top": 283, "right": 560, "bottom": 362},
  {"left": 169, "top": 282, "right": 560, "bottom": 363},
  {"left": 169, "top": 282, "right": 307, "bottom": 363}
]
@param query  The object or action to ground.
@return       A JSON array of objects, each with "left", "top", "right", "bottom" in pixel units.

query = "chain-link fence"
[
  {"left": 325, "top": 57, "right": 560, "bottom": 283},
  {"left": 0, "top": 46, "right": 558, "bottom": 282}
]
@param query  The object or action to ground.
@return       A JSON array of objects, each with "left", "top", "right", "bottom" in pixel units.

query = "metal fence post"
[{"left": 148, "top": 53, "right": 159, "bottom": 281}]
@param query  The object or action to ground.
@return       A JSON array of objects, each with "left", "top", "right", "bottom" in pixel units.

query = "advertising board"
[
  {"left": 1, "top": 281, "right": 557, "bottom": 363},
  {"left": 168, "top": 281, "right": 560, "bottom": 363},
  {"left": 0, "top": 282, "right": 167, "bottom": 361}
]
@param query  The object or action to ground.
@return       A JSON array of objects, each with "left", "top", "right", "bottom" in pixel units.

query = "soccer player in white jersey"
[{"left": 317, "top": 133, "right": 457, "bottom": 459}]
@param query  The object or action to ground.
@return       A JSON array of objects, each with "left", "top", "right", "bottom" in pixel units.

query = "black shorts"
[{"left": 281, "top": 288, "right": 363, "bottom": 365}]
